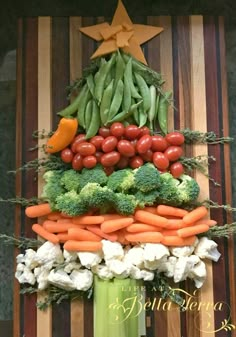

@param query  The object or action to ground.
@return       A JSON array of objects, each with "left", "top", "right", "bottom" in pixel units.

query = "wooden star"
[{"left": 79, "top": 0, "right": 163, "bottom": 65}]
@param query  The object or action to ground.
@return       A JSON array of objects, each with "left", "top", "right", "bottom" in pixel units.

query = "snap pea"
[
  {"left": 147, "top": 85, "right": 157, "bottom": 131},
  {"left": 86, "top": 100, "right": 101, "bottom": 139},
  {"left": 86, "top": 73, "right": 95, "bottom": 99},
  {"left": 108, "top": 100, "right": 143, "bottom": 123},
  {"left": 153, "top": 93, "right": 160, "bottom": 130},
  {"left": 108, "top": 79, "right": 124, "bottom": 121},
  {"left": 124, "top": 58, "right": 141, "bottom": 99},
  {"left": 138, "top": 103, "right": 148, "bottom": 127},
  {"left": 157, "top": 91, "right": 172, "bottom": 135},
  {"left": 84, "top": 99, "right": 93, "bottom": 131},
  {"left": 122, "top": 72, "right": 131, "bottom": 112},
  {"left": 134, "top": 72, "right": 151, "bottom": 112},
  {"left": 58, "top": 85, "right": 85, "bottom": 117},
  {"left": 113, "top": 50, "right": 125, "bottom": 92},
  {"left": 100, "top": 79, "right": 114, "bottom": 125},
  {"left": 77, "top": 84, "right": 91, "bottom": 128}
]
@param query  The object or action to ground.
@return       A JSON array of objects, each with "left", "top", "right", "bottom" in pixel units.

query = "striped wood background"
[{"left": 15, "top": 16, "right": 236, "bottom": 337}]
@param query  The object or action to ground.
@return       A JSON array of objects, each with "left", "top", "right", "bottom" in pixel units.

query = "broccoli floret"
[
  {"left": 41, "top": 170, "right": 66, "bottom": 209},
  {"left": 133, "top": 163, "right": 161, "bottom": 192},
  {"left": 80, "top": 164, "right": 108, "bottom": 189},
  {"left": 60, "top": 169, "right": 81, "bottom": 192},
  {"left": 156, "top": 172, "right": 180, "bottom": 206},
  {"left": 135, "top": 190, "right": 160, "bottom": 208},
  {"left": 113, "top": 193, "right": 138, "bottom": 215},
  {"left": 55, "top": 190, "right": 89, "bottom": 216},
  {"left": 107, "top": 168, "right": 134, "bottom": 192},
  {"left": 79, "top": 183, "right": 115, "bottom": 212},
  {"left": 177, "top": 174, "right": 200, "bottom": 204}
]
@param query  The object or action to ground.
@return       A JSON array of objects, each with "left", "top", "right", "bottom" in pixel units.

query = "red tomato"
[
  {"left": 151, "top": 135, "right": 168, "bottom": 152},
  {"left": 169, "top": 162, "right": 184, "bottom": 178},
  {"left": 140, "top": 149, "right": 153, "bottom": 162},
  {"left": 117, "top": 140, "right": 136, "bottom": 157},
  {"left": 94, "top": 151, "right": 103, "bottom": 163},
  {"left": 136, "top": 135, "right": 152, "bottom": 154},
  {"left": 153, "top": 152, "right": 169, "bottom": 170},
  {"left": 110, "top": 122, "right": 125, "bottom": 137},
  {"left": 129, "top": 156, "right": 144, "bottom": 169},
  {"left": 125, "top": 125, "right": 141, "bottom": 140},
  {"left": 165, "top": 132, "right": 185, "bottom": 146},
  {"left": 103, "top": 166, "right": 115, "bottom": 176},
  {"left": 130, "top": 139, "right": 137, "bottom": 152},
  {"left": 102, "top": 136, "right": 118, "bottom": 153},
  {"left": 164, "top": 146, "right": 183, "bottom": 162},
  {"left": 60, "top": 148, "right": 74, "bottom": 163},
  {"left": 98, "top": 126, "right": 111, "bottom": 138},
  {"left": 72, "top": 153, "right": 83, "bottom": 171},
  {"left": 101, "top": 151, "right": 121, "bottom": 167},
  {"left": 76, "top": 142, "right": 96, "bottom": 156},
  {"left": 89, "top": 135, "right": 104, "bottom": 150},
  {"left": 82, "top": 155, "right": 97, "bottom": 169},
  {"left": 138, "top": 126, "right": 150, "bottom": 138},
  {"left": 71, "top": 134, "right": 86, "bottom": 153},
  {"left": 116, "top": 156, "right": 129, "bottom": 169}
]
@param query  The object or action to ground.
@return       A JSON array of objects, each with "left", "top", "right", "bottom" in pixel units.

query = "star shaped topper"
[{"left": 79, "top": 0, "right": 163, "bottom": 65}]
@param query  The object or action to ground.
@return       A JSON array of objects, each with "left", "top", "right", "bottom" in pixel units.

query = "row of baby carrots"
[{"left": 25, "top": 203, "right": 216, "bottom": 251}]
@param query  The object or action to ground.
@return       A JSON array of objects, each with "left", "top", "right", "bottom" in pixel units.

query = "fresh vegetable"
[
  {"left": 107, "top": 168, "right": 134, "bottom": 192},
  {"left": 134, "top": 210, "right": 168, "bottom": 228},
  {"left": 182, "top": 206, "right": 208, "bottom": 225},
  {"left": 101, "top": 217, "right": 134, "bottom": 233},
  {"left": 64, "top": 240, "right": 102, "bottom": 252},
  {"left": 125, "top": 231, "right": 163, "bottom": 243},
  {"left": 156, "top": 205, "right": 188, "bottom": 218},
  {"left": 25, "top": 203, "right": 52, "bottom": 218},
  {"left": 177, "top": 224, "right": 210, "bottom": 238},
  {"left": 68, "top": 228, "right": 102, "bottom": 241},
  {"left": 72, "top": 215, "right": 105, "bottom": 225},
  {"left": 32, "top": 224, "right": 59, "bottom": 244},
  {"left": 133, "top": 163, "right": 161, "bottom": 192}
]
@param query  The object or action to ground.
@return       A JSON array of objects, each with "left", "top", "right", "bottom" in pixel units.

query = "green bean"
[
  {"left": 77, "top": 84, "right": 91, "bottom": 128},
  {"left": 86, "top": 73, "right": 95, "bottom": 99},
  {"left": 147, "top": 85, "right": 157, "bottom": 131},
  {"left": 100, "top": 79, "right": 114, "bottom": 125},
  {"left": 134, "top": 72, "right": 151, "bottom": 112},
  {"left": 84, "top": 99, "right": 93, "bottom": 131},
  {"left": 108, "top": 100, "right": 143, "bottom": 123},
  {"left": 108, "top": 79, "right": 124, "bottom": 121},
  {"left": 124, "top": 58, "right": 141, "bottom": 99},
  {"left": 86, "top": 100, "right": 101, "bottom": 139},
  {"left": 158, "top": 91, "right": 172, "bottom": 135}
]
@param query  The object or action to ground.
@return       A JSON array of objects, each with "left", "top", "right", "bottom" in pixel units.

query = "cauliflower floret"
[
  {"left": 102, "top": 240, "right": 124, "bottom": 261},
  {"left": 16, "top": 254, "right": 25, "bottom": 264},
  {"left": 78, "top": 251, "right": 103, "bottom": 269},
  {"left": 142, "top": 243, "right": 169, "bottom": 270},
  {"left": 157, "top": 256, "right": 177, "bottom": 278},
  {"left": 107, "top": 260, "right": 130, "bottom": 279},
  {"left": 15, "top": 266, "right": 36, "bottom": 285},
  {"left": 188, "top": 260, "right": 207, "bottom": 288},
  {"left": 92, "top": 264, "right": 114, "bottom": 280},
  {"left": 174, "top": 255, "right": 200, "bottom": 283},
  {"left": 64, "top": 262, "right": 81, "bottom": 274},
  {"left": 63, "top": 249, "right": 78, "bottom": 262},
  {"left": 140, "top": 269, "right": 155, "bottom": 281},
  {"left": 48, "top": 269, "right": 75, "bottom": 290},
  {"left": 70, "top": 270, "right": 93, "bottom": 291},
  {"left": 194, "top": 237, "right": 221, "bottom": 262},
  {"left": 35, "top": 242, "right": 64, "bottom": 269},
  {"left": 170, "top": 245, "right": 195, "bottom": 257},
  {"left": 24, "top": 249, "right": 39, "bottom": 269},
  {"left": 123, "top": 246, "right": 145, "bottom": 268},
  {"left": 129, "top": 265, "right": 143, "bottom": 279},
  {"left": 34, "top": 266, "right": 50, "bottom": 290}
]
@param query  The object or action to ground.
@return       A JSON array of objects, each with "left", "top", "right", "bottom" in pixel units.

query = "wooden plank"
[{"left": 37, "top": 16, "right": 52, "bottom": 337}]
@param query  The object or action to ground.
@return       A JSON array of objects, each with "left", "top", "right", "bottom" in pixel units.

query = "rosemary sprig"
[
  {"left": 180, "top": 128, "right": 233, "bottom": 144},
  {"left": 0, "top": 196, "right": 40, "bottom": 206},
  {"left": 0, "top": 234, "right": 41, "bottom": 249},
  {"left": 32, "top": 129, "right": 53, "bottom": 139},
  {"left": 203, "top": 199, "right": 236, "bottom": 212},
  {"left": 205, "top": 223, "right": 236, "bottom": 239}
]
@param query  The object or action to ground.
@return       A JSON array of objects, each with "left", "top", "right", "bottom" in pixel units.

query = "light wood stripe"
[
  {"left": 37, "top": 16, "right": 52, "bottom": 337},
  {"left": 190, "top": 16, "right": 215, "bottom": 337}
]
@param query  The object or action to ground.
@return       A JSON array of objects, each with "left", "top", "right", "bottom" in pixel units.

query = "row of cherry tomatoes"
[{"left": 60, "top": 123, "right": 185, "bottom": 177}]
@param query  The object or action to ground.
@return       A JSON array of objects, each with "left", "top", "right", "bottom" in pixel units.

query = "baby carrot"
[
  {"left": 161, "top": 229, "right": 179, "bottom": 236},
  {"left": 116, "top": 229, "right": 130, "bottom": 245},
  {"left": 126, "top": 223, "right": 163, "bottom": 233},
  {"left": 125, "top": 232, "right": 163, "bottom": 243},
  {"left": 25, "top": 203, "right": 51, "bottom": 218},
  {"left": 165, "top": 219, "right": 185, "bottom": 229},
  {"left": 64, "top": 240, "right": 102, "bottom": 252},
  {"left": 182, "top": 206, "right": 208, "bottom": 225},
  {"left": 47, "top": 211, "right": 62, "bottom": 221},
  {"left": 68, "top": 228, "right": 102, "bottom": 242},
  {"left": 101, "top": 217, "right": 134, "bottom": 233},
  {"left": 72, "top": 215, "right": 105, "bottom": 225},
  {"left": 177, "top": 224, "right": 209, "bottom": 238},
  {"left": 157, "top": 205, "right": 188, "bottom": 218},
  {"left": 142, "top": 207, "right": 158, "bottom": 214},
  {"left": 32, "top": 223, "right": 59, "bottom": 244},
  {"left": 86, "top": 226, "right": 118, "bottom": 242},
  {"left": 57, "top": 218, "right": 72, "bottom": 223},
  {"left": 100, "top": 214, "right": 128, "bottom": 221},
  {"left": 57, "top": 232, "right": 71, "bottom": 243},
  {"left": 43, "top": 220, "right": 77, "bottom": 233},
  {"left": 134, "top": 210, "right": 168, "bottom": 228},
  {"left": 161, "top": 235, "right": 197, "bottom": 246},
  {"left": 194, "top": 219, "right": 217, "bottom": 227}
]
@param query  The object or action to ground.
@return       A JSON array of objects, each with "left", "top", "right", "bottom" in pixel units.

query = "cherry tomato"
[
  {"left": 98, "top": 126, "right": 111, "bottom": 138},
  {"left": 138, "top": 126, "right": 150, "bottom": 138},
  {"left": 76, "top": 142, "right": 96, "bottom": 156},
  {"left": 71, "top": 133, "right": 86, "bottom": 153},
  {"left": 110, "top": 122, "right": 125, "bottom": 137},
  {"left": 130, "top": 139, "right": 137, "bottom": 152},
  {"left": 151, "top": 135, "right": 168, "bottom": 152},
  {"left": 94, "top": 151, "right": 103, "bottom": 163},
  {"left": 116, "top": 156, "right": 129, "bottom": 169},
  {"left": 103, "top": 166, "right": 115, "bottom": 176},
  {"left": 129, "top": 156, "right": 144, "bottom": 169},
  {"left": 169, "top": 162, "right": 184, "bottom": 178},
  {"left": 164, "top": 146, "right": 183, "bottom": 162},
  {"left": 102, "top": 136, "right": 118, "bottom": 153},
  {"left": 153, "top": 152, "right": 169, "bottom": 170},
  {"left": 72, "top": 153, "right": 83, "bottom": 171},
  {"left": 60, "top": 147, "right": 74, "bottom": 163},
  {"left": 117, "top": 139, "right": 136, "bottom": 157},
  {"left": 140, "top": 149, "right": 153, "bottom": 162},
  {"left": 82, "top": 155, "right": 97, "bottom": 169},
  {"left": 165, "top": 132, "right": 185, "bottom": 146},
  {"left": 124, "top": 125, "right": 141, "bottom": 140},
  {"left": 136, "top": 135, "right": 152, "bottom": 154},
  {"left": 101, "top": 151, "right": 121, "bottom": 167},
  {"left": 89, "top": 135, "right": 104, "bottom": 150}
]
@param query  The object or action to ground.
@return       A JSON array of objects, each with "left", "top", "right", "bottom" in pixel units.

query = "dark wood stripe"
[
  {"left": 145, "top": 290, "right": 155, "bottom": 337},
  {"left": 203, "top": 16, "right": 229, "bottom": 336},
  {"left": 83, "top": 297, "right": 94, "bottom": 337},
  {"left": 171, "top": 16, "right": 180, "bottom": 130},
  {"left": 147, "top": 17, "right": 161, "bottom": 75},
  {"left": 82, "top": 17, "right": 96, "bottom": 69},
  {"left": 22, "top": 17, "right": 38, "bottom": 337},
  {"left": 51, "top": 16, "right": 71, "bottom": 337}
]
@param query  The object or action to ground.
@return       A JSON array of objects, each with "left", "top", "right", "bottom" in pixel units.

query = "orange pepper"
[{"left": 45, "top": 118, "right": 78, "bottom": 153}]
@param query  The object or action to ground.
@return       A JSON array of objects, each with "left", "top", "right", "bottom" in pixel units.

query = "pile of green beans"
[{"left": 57, "top": 51, "right": 172, "bottom": 137}]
